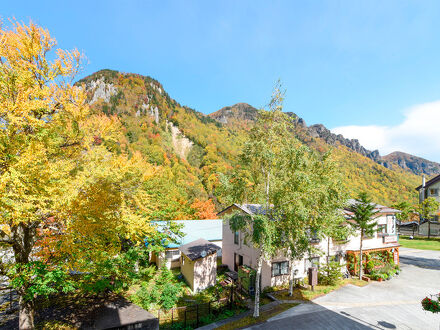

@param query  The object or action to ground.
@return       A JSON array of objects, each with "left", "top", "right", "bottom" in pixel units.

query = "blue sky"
[{"left": 3, "top": 1, "right": 440, "bottom": 161}]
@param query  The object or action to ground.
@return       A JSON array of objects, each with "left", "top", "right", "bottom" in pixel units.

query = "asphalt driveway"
[{"left": 248, "top": 248, "right": 440, "bottom": 329}]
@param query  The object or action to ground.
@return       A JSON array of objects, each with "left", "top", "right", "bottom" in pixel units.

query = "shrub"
[
  {"left": 365, "top": 260, "right": 374, "bottom": 274},
  {"left": 422, "top": 296, "right": 440, "bottom": 313},
  {"left": 160, "top": 282, "right": 183, "bottom": 309},
  {"left": 319, "top": 261, "right": 342, "bottom": 286},
  {"left": 132, "top": 267, "right": 183, "bottom": 310}
]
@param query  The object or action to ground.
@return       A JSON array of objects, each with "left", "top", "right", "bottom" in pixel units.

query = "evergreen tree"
[{"left": 347, "top": 192, "right": 379, "bottom": 280}]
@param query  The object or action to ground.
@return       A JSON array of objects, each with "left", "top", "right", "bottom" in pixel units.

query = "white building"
[{"left": 218, "top": 202, "right": 400, "bottom": 290}]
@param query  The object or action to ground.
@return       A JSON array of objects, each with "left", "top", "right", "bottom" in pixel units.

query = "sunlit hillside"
[{"left": 77, "top": 69, "right": 421, "bottom": 215}]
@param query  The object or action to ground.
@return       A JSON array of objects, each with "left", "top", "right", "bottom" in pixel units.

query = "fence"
[
  {"left": 0, "top": 287, "right": 17, "bottom": 315},
  {"left": 151, "top": 287, "right": 246, "bottom": 329}
]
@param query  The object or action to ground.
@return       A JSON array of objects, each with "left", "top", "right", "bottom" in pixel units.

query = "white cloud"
[{"left": 331, "top": 100, "right": 440, "bottom": 162}]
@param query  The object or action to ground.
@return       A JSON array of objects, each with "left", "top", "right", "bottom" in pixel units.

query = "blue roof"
[{"left": 155, "top": 219, "right": 223, "bottom": 248}]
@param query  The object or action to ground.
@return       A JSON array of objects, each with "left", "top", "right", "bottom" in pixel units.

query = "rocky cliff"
[{"left": 208, "top": 103, "right": 438, "bottom": 176}]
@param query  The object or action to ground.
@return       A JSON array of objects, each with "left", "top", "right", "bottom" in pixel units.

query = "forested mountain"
[{"left": 76, "top": 69, "right": 423, "bottom": 217}]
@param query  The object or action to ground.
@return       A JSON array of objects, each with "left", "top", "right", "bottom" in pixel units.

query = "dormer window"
[{"left": 429, "top": 189, "right": 439, "bottom": 196}]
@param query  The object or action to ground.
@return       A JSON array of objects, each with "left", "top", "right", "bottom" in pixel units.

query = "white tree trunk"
[
  {"left": 253, "top": 254, "right": 263, "bottom": 318},
  {"left": 289, "top": 257, "right": 295, "bottom": 296},
  {"left": 359, "top": 230, "right": 363, "bottom": 280},
  {"left": 19, "top": 296, "right": 34, "bottom": 330},
  {"left": 327, "top": 237, "right": 331, "bottom": 276}
]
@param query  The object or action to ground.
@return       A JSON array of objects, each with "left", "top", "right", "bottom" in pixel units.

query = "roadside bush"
[
  {"left": 318, "top": 261, "right": 342, "bottom": 286},
  {"left": 132, "top": 267, "right": 184, "bottom": 310}
]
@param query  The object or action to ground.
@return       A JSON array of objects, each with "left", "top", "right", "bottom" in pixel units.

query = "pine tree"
[{"left": 347, "top": 192, "right": 379, "bottom": 280}]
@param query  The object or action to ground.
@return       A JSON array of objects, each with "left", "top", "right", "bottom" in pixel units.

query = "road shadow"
[
  {"left": 399, "top": 255, "right": 440, "bottom": 270},
  {"left": 247, "top": 300, "right": 394, "bottom": 329}
]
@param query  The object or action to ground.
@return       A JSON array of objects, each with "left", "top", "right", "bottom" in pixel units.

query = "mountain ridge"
[
  {"left": 75, "top": 69, "right": 423, "bottom": 210},
  {"left": 208, "top": 102, "right": 439, "bottom": 177}
]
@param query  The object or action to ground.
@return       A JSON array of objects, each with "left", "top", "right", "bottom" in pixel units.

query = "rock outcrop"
[
  {"left": 307, "top": 124, "right": 381, "bottom": 162},
  {"left": 167, "top": 120, "right": 193, "bottom": 160},
  {"left": 381, "top": 151, "right": 440, "bottom": 176},
  {"left": 88, "top": 77, "right": 118, "bottom": 104}
]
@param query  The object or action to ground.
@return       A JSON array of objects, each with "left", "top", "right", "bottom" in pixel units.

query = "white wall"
[{"left": 222, "top": 212, "right": 399, "bottom": 290}]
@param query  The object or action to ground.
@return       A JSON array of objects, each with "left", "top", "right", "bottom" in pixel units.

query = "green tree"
[
  {"left": 227, "top": 212, "right": 277, "bottom": 317},
  {"left": 416, "top": 197, "right": 440, "bottom": 238},
  {"left": 224, "top": 80, "right": 347, "bottom": 312},
  {"left": 226, "top": 81, "right": 291, "bottom": 317},
  {"left": 347, "top": 192, "right": 379, "bottom": 280},
  {"left": 392, "top": 201, "right": 414, "bottom": 223},
  {"left": 272, "top": 146, "right": 347, "bottom": 295}
]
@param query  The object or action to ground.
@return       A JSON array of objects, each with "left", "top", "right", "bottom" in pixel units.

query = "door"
[{"left": 234, "top": 253, "right": 243, "bottom": 271}]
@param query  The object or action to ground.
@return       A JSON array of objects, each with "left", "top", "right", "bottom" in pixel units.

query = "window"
[
  {"left": 234, "top": 230, "right": 239, "bottom": 245},
  {"left": 166, "top": 249, "right": 180, "bottom": 261},
  {"left": 430, "top": 188, "right": 439, "bottom": 196},
  {"left": 272, "top": 261, "right": 289, "bottom": 277},
  {"left": 304, "top": 257, "right": 320, "bottom": 272},
  {"left": 181, "top": 255, "right": 185, "bottom": 265},
  {"left": 306, "top": 228, "right": 320, "bottom": 243},
  {"left": 377, "top": 224, "right": 387, "bottom": 236}
]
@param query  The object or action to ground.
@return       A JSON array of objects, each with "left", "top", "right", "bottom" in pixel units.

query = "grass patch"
[
  {"left": 272, "top": 278, "right": 368, "bottom": 301},
  {"left": 260, "top": 295, "right": 273, "bottom": 305},
  {"left": 36, "top": 321, "right": 78, "bottom": 330},
  {"left": 216, "top": 303, "right": 299, "bottom": 330},
  {"left": 399, "top": 236, "right": 440, "bottom": 251},
  {"left": 344, "top": 278, "right": 369, "bottom": 287}
]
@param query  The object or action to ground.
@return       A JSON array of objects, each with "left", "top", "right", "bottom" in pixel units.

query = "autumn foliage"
[{"left": 190, "top": 199, "right": 218, "bottom": 219}]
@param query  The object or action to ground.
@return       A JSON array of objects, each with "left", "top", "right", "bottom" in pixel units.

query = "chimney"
[{"left": 420, "top": 175, "right": 426, "bottom": 204}]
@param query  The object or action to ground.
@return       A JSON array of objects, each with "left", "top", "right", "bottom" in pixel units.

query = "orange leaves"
[{"left": 190, "top": 198, "right": 217, "bottom": 220}]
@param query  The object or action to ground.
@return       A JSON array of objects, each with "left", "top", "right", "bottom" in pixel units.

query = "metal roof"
[{"left": 154, "top": 219, "right": 223, "bottom": 248}]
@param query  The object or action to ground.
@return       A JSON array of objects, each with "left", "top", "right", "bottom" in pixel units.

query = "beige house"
[
  {"left": 179, "top": 238, "right": 220, "bottom": 292},
  {"left": 219, "top": 202, "right": 400, "bottom": 290},
  {"left": 416, "top": 174, "right": 440, "bottom": 236},
  {"left": 416, "top": 174, "right": 440, "bottom": 207}
]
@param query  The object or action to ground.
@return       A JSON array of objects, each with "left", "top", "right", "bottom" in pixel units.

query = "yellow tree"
[{"left": 0, "top": 20, "right": 156, "bottom": 329}]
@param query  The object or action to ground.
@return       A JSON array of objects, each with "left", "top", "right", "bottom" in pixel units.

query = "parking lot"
[{"left": 249, "top": 248, "right": 440, "bottom": 329}]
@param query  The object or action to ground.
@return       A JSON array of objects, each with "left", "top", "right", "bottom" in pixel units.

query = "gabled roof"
[
  {"left": 153, "top": 219, "right": 222, "bottom": 248},
  {"left": 178, "top": 238, "right": 221, "bottom": 261},
  {"left": 416, "top": 174, "right": 440, "bottom": 191},
  {"left": 345, "top": 199, "right": 400, "bottom": 214},
  {"left": 217, "top": 203, "right": 268, "bottom": 216},
  {"left": 219, "top": 201, "right": 399, "bottom": 221}
]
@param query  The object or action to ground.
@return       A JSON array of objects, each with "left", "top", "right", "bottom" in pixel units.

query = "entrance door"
[{"left": 234, "top": 253, "right": 243, "bottom": 271}]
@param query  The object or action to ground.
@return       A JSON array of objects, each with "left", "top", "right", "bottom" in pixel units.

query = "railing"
[{"left": 150, "top": 287, "right": 246, "bottom": 329}]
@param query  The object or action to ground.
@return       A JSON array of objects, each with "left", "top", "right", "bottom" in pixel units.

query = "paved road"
[{"left": 248, "top": 248, "right": 440, "bottom": 330}]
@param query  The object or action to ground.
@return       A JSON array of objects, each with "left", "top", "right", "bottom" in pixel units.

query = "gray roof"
[
  {"left": 345, "top": 199, "right": 400, "bottom": 213},
  {"left": 416, "top": 174, "right": 440, "bottom": 191},
  {"left": 220, "top": 200, "right": 399, "bottom": 221},
  {"left": 90, "top": 298, "right": 158, "bottom": 329},
  {"left": 178, "top": 238, "right": 220, "bottom": 261},
  {"left": 218, "top": 203, "right": 268, "bottom": 216}
]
